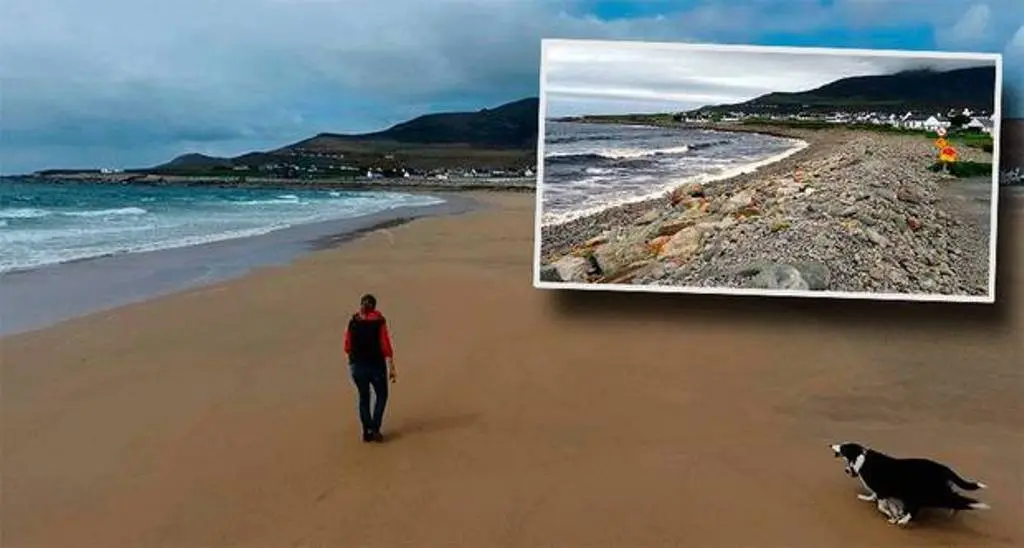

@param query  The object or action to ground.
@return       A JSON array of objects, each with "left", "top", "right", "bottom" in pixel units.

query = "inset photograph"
[{"left": 535, "top": 39, "right": 1002, "bottom": 303}]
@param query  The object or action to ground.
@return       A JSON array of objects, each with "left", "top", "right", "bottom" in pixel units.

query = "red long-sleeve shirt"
[{"left": 343, "top": 309, "right": 394, "bottom": 358}]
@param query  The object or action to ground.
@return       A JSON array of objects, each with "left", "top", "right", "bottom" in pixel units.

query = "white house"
[
  {"left": 921, "top": 115, "right": 952, "bottom": 132},
  {"left": 902, "top": 117, "right": 929, "bottom": 130},
  {"left": 965, "top": 116, "right": 996, "bottom": 134}
]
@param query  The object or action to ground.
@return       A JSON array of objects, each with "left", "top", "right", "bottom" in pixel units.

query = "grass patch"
[{"left": 928, "top": 161, "right": 994, "bottom": 178}]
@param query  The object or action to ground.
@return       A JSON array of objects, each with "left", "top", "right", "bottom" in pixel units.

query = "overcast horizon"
[
  {"left": 2, "top": 0, "right": 1021, "bottom": 174},
  {"left": 543, "top": 42, "right": 998, "bottom": 118}
]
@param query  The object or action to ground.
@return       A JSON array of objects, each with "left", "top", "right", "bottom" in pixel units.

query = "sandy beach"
[
  {"left": 3, "top": 187, "right": 1022, "bottom": 548},
  {"left": 539, "top": 126, "right": 996, "bottom": 299}
]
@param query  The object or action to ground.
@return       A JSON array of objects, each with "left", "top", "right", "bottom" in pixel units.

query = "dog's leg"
[
  {"left": 896, "top": 511, "right": 914, "bottom": 527},
  {"left": 876, "top": 499, "right": 898, "bottom": 523}
]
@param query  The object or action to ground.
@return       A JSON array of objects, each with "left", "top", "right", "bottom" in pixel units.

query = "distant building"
[
  {"left": 921, "top": 115, "right": 949, "bottom": 132},
  {"left": 965, "top": 117, "right": 987, "bottom": 131},
  {"left": 974, "top": 117, "right": 995, "bottom": 134}
]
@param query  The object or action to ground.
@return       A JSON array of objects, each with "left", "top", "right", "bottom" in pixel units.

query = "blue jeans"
[{"left": 350, "top": 362, "right": 389, "bottom": 433}]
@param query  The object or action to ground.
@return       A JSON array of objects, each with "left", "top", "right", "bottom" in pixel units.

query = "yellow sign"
[{"left": 939, "top": 145, "right": 958, "bottom": 164}]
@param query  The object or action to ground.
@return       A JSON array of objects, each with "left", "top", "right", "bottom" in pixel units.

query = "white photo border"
[{"left": 532, "top": 38, "right": 1004, "bottom": 305}]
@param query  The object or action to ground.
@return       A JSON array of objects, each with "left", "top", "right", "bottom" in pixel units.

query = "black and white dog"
[{"left": 830, "top": 442, "right": 990, "bottom": 526}]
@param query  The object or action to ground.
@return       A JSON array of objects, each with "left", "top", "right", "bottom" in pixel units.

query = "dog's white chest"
[{"left": 857, "top": 474, "right": 874, "bottom": 495}]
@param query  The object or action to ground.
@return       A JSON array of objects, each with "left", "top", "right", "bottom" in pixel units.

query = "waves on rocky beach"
[
  {"left": 538, "top": 127, "right": 996, "bottom": 300},
  {"left": 541, "top": 122, "right": 805, "bottom": 227}
]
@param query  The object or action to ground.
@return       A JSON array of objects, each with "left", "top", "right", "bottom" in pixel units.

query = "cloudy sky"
[
  {"left": 1, "top": 0, "right": 1022, "bottom": 174},
  {"left": 543, "top": 41, "right": 999, "bottom": 117}
]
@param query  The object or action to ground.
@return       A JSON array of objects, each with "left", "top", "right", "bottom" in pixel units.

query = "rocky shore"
[{"left": 539, "top": 126, "right": 995, "bottom": 298}]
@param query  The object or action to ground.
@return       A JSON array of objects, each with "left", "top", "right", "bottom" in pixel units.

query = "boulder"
[
  {"left": 591, "top": 229, "right": 654, "bottom": 278},
  {"left": 635, "top": 210, "right": 661, "bottom": 225},
  {"left": 791, "top": 262, "right": 831, "bottom": 290},
  {"left": 583, "top": 232, "right": 611, "bottom": 247},
  {"left": 539, "top": 264, "right": 562, "bottom": 282},
  {"left": 734, "top": 261, "right": 830, "bottom": 291},
  {"left": 656, "top": 208, "right": 706, "bottom": 236},
  {"left": 647, "top": 235, "right": 671, "bottom": 254},
  {"left": 669, "top": 182, "right": 704, "bottom": 205},
  {"left": 548, "top": 255, "right": 590, "bottom": 283},
  {"left": 657, "top": 226, "right": 704, "bottom": 260},
  {"left": 722, "top": 189, "right": 757, "bottom": 214}
]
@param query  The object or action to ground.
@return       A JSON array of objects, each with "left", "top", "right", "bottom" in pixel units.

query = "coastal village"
[
  {"left": 237, "top": 154, "right": 536, "bottom": 182},
  {"left": 678, "top": 106, "right": 997, "bottom": 134},
  {"left": 55, "top": 150, "right": 537, "bottom": 184}
]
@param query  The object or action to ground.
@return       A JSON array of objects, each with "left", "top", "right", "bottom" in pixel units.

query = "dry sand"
[{"left": 3, "top": 190, "right": 1022, "bottom": 548}]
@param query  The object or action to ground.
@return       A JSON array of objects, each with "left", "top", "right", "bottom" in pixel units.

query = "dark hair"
[{"left": 360, "top": 294, "right": 377, "bottom": 309}]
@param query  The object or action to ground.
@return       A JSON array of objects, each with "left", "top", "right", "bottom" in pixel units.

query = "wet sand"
[{"left": 2, "top": 190, "right": 1021, "bottom": 548}]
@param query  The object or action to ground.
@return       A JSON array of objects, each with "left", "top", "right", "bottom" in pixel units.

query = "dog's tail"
[
  {"left": 948, "top": 470, "right": 988, "bottom": 491},
  {"left": 945, "top": 493, "right": 990, "bottom": 511}
]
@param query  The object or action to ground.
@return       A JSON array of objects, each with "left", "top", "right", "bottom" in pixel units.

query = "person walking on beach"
[{"left": 343, "top": 294, "right": 397, "bottom": 443}]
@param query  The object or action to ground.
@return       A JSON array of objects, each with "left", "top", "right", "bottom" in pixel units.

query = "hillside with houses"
[
  {"left": 677, "top": 65, "right": 997, "bottom": 136},
  {"left": 35, "top": 98, "right": 540, "bottom": 181},
  {"left": 677, "top": 107, "right": 996, "bottom": 135}
]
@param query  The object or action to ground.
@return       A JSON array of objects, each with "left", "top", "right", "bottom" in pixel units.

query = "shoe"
[
  {"left": 370, "top": 430, "right": 385, "bottom": 443},
  {"left": 362, "top": 430, "right": 373, "bottom": 443}
]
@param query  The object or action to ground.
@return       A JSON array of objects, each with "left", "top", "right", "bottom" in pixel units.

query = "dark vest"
[{"left": 348, "top": 314, "right": 385, "bottom": 365}]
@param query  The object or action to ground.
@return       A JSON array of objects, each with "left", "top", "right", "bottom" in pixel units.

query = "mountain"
[
  {"left": 689, "top": 66, "right": 997, "bottom": 116},
  {"left": 289, "top": 97, "right": 539, "bottom": 151},
  {"left": 160, "top": 153, "right": 235, "bottom": 170},
  {"left": 153, "top": 98, "right": 539, "bottom": 174}
]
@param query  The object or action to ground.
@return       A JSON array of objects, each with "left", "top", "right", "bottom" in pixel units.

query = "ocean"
[
  {"left": 540, "top": 121, "right": 807, "bottom": 226},
  {"left": 0, "top": 178, "right": 445, "bottom": 274}
]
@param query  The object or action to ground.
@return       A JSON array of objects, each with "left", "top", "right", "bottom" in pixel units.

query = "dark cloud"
[
  {"left": 0, "top": 0, "right": 1019, "bottom": 173},
  {"left": 543, "top": 39, "right": 1000, "bottom": 116}
]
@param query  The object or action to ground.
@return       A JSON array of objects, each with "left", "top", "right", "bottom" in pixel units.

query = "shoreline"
[
  {"left": 539, "top": 124, "right": 827, "bottom": 262},
  {"left": 539, "top": 124, "right": 997, "bottom": 298},
  {"left": 6, "top": 173, "right": 537, "bottom": 193},
  {"left": 0, "top": 193, "right": 480, "bottom": 336},
  {"left": 540, "top": 125, "right": 809, "bottom": 227}
]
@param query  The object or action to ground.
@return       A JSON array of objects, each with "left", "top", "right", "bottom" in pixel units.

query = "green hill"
[
  {"left": 691, "top": 66, "right": 997, "bottom": 116},
  {"left": 153, "top": 98, "right": 539, "bottom": 175}
]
